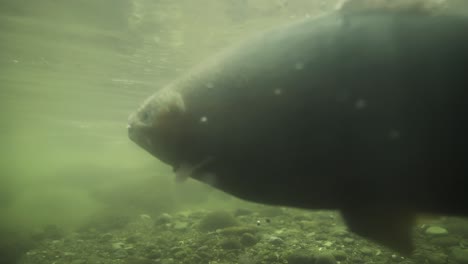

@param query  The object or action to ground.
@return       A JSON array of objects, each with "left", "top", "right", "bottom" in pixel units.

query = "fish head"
[{"left": 127, "top": 88, "right": 187, "bottom": 168}]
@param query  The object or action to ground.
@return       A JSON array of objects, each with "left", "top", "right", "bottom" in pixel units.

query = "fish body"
[{"left": 128, "top": 11, "right": 468, "bottom": 254}]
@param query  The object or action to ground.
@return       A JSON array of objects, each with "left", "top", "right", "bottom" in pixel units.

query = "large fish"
[{"left": 127, "top": 9, "right": 468, "bottom": 255}]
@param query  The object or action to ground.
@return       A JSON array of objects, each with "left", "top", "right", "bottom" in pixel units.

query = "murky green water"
[
  {"left": 0, "top": 0, "right": 335, "bottom": 230},
  {"left": 2, "top": 1, "right": 468, "bottom": 264}
]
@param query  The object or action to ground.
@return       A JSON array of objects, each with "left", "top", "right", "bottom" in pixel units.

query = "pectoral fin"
[{"left": 340, "top": 207, "right": 415, "bottom": 256}]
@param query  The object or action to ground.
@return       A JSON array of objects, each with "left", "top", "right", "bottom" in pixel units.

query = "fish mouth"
[
  {"left": 127, "top": 122, "right": 180, "bottom": 168},
  {"left": 127, "top": 122, "right": 153, "bottom": 154},
  {"left": 127, "top": 123, "right": 142, "bottom": 145}
]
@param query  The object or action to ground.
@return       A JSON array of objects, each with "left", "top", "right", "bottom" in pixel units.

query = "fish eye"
[{"left": 140, "top": 111, "right": 150, "bottom": 123}]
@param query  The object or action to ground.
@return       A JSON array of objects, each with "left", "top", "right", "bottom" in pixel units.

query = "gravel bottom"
[{"left": 18, "top": 207, "right": 468, "bottom": 264}]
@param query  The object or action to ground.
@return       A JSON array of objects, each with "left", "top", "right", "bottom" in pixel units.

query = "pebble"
[
  {"left": 286, "top": 250, "right": 315, "bottom": 264},
  {"left": 426, "top": 226, "right": 448, "bottom": 236},
  {"left": 112, "top": 242, "right": 125, "bottom": 250},
  {"left": 431, "top": 236, "right": 459, "bottom": 247},
  {"left": 425, "top": 253, "right": 448, "bottom": 264},
  {"left": 71, "top": 260, "right": 86, "bottom": 264},
  {"left": 360, "top": 247, "right": 374, "bottom": 256},
  {"left": 113, "top": 248, "right": 128, "bottom": 259},
  {"left": 99, "top": 233, "right": 113, "bottom": 242},
  {"left": 197, "top": 245, "right": 209, "bottom": 251},
  {"left": 140, "top": 214, "right": 152, "bottom": 221},
  {"left": 173, "top": 221, "right": 189, "bottom": 230},
  {"left": 451, "top": 248, "right": 468, "bottom": 264},
  {"left": 147, "top": 249, "right": 162, "bottom": 259},
  {"left": 156, "top": 213, "right": 173, "bottom": 225},
  {"left": 161, "top": 258, "right": 175, "bottom": 264},
  {"left": 315, "top": 252, "right": 336, "bottom": 264},
  {"left": 330, "top": 226, "right": 348, "bottom": 237},
  {"left": 240, "top": 233, "right": 257, "bottom": 247},
  {"left": 323, "top": 241, "right": 333, "bottom": 247},
  {"left": 268, "top": 236, "right": 284, "bottom": 245},
  {"left": 220, "top": 238, "right": 242, "bottom": 250},
  {"left": 332, "top": 250, "right": 347, "bottom": 261}
]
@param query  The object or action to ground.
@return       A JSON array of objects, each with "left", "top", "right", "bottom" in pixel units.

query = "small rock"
[
  {"left": 360, "top": 247, "right": 374, "bottom": 256},
  {"left": 127, "top": 246, "right": 136, "bottom": 256},
  {"left": 268, "top": 236, "right": 284, "bottom": 246},
  {"left": 126, "top": 235, "right": 140, "bottom": 244},
  {"left": 87, "top": 255, "right": 104, "bottom": 263},
  {"left": 99, "top": 233, "right": 113, "bottom": 242},
  {"left": 300, "top": 220, "right": 320, "bottom": 230},
  {"left": 425, "top": 253, "right": 448, "bottom": 264},
  {"left": 332, "top": 250, "right": 347, "bottom": 261},
  {"left": 323, "top": 241, "right": 333, "bottom": 247},
  {"left": 173, "top": 221, "right": 189, "bottom": 230},
  {"left": 431, "top": 236, "right": 459, "bottom": 247},
  {"left": 125, "top": 257, "right": 155, "bottom": 264},
  {"left": 315, "top": 253, "right": 336, "bottom": 264},
  {"left": 114, "top": 248, "right": 128, "bottom": 259},
  {"left": 446, "top": 219, "right": 468, "bottom": 237},
  {"left": 218, "top": 225, "right": 258, "bottom": 236},
  {"left": 155, "top": 213, "right": 172, "bottom": 225},
  {"left": 451, "top": 248, "right": 468, "bottom": 264},
  {"left": 330, "top": 226, "right": 348, "bottom": 237},
  {"left": 220, "top": 238, "right": 242, "bottom": 250},
  {"left": 286, "top": 250, "right": 315, "bottom": 264},
  {"left": 112, "top": 242, "right": 126, "bottom": 250},
  {"left": 314, "top": 234, "right": 329, "bottom": 241},
  {"left": 146, "top": 249, "right": 161, "bottom": 259},
  {"left": 197, "top": 245, "right": 209, "bottom": 251},
  {"left": 71, "top": 260, "right": 86, "bottom": 264},
  {"left": 240, "top": 233, "right": 257, "bottom": 247},
  {"left": 170, "top": 246, "right": 183, "bottom": 254},
  {"left": 140, "top": 214, "right": 152, "bottom": 221},
  {"left": 426, "top": 226, "right": 448, "bottom": 236},
  {"left": 197, "top": 251, "right": 212, "bottom": 260},
  {"left": 343, "top": 238, "right": 354, "bottom": 243},
  {"left": 174, "top": 250, "right": 187, "bottom": 258},
  {"left": 160, "top": 258, "right": 174, "bottom": 264},
  {"left": 198, "top": 211, "right": 239, "bottom": 232}
]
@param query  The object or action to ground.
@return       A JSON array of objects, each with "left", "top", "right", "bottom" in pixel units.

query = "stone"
[
  {"left": 446, "top": 219, "right": 468, "bottom": 237},
  {"left": 125, "top": 257, "right": 155, "bottom": 264},
  {"left": 112, "top": 242, "right": 125, "bottom": 250},
  {"left": 240, "top": 233, "right": 257, "bottom": 247},
  {"left": 332, "top": 250, "right": 347, "bottom": 261},
  {"left": 425, "top": 226, "right": 448, "bottom": 236},
  {"left": 323, "top": 241, "right": 333, "bottom": 247},
  {"left": 451, "top": 248, "right": 468, "bottom": 264},
  {"left": 99, "top": 233, "right": 113, "bottom": 242},
  {"left": 113, "top": 249, "right": 128, "bottom": 259},
  {"left": 286, "top": 250, "right": 315, "bottom": 264},
  {"left": 431, "top": 236, "right": 459, "bottom": 247},
  {"left": 425, "top": 253, "right": 448, "bottom": 264},
  {"left": 315, "top": 253, "right": 336, "bottom": 264},
  {"left": 198, "top": 211, "right": 239, "bottom": 232},
  {"left": 155, "top": 213, "right": 172, "bottom": 225},
  {"left": 360, "top": 247, "right": 374, "bottom": 256},
  {"left": 173, "top": 221, "right": 189, "bottom": 230},
  {"left": 71, "top": 260, "right": 86, "bottom": 264},
  {"left": 268, "top": 236, "right": 284, "bottom": 246},
  {"left": 220, "top": 238, "right": 242, "bottom": 250}
]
